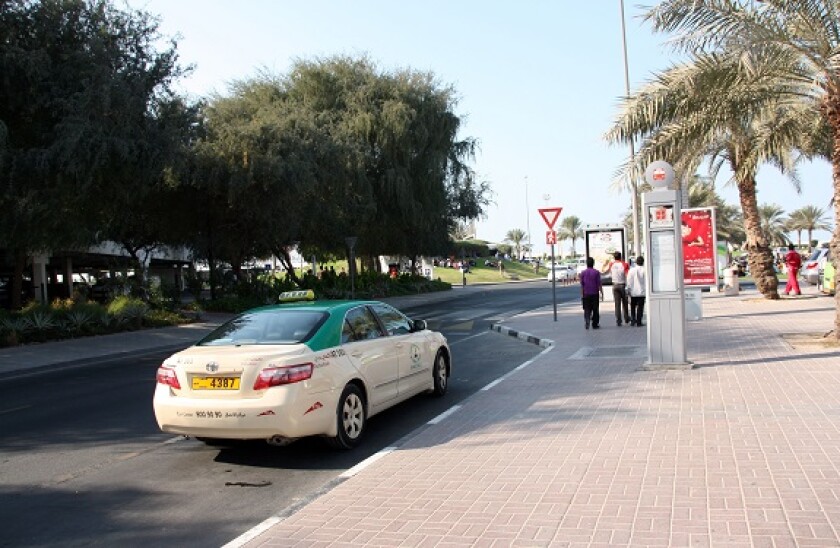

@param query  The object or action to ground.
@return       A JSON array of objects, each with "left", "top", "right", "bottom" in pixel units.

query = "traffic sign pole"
[
  {"left": 539, "top": 208, "right": 562, "bottom": 323},
  {"left": 551, "top": 243, "right": 557, "bottom": 321}
]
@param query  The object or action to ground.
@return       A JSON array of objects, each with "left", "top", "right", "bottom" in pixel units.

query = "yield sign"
[{"left": 538, "top": 207, "right": 563, "bottom": 230}]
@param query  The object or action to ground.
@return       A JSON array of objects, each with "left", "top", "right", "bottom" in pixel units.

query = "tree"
[
  {"left": 640, "top": 0, "right": 840, "bottom": 333},
  {"left": 606, "top": 8, "right": 821, "bottom": 300},
  {"left": 504, "top": 229, "right": 527, "bottom": 260},
  {"left": 559, "top": 216, "right": 583, "bottom": 258},
  {"left": 0, "top": 0, "right": 188, "bottom": 305},
  {"left": 186, "top": 56, "right": 489, "bottom": 284},
  {"left": 757, "top": 204, "right": 791, "bottom": 248},
  {"left": 789, "top": 205, "right": 831, "bottom": 252}
]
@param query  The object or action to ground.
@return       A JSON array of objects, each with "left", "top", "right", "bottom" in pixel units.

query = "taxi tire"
[
  {"left": 432, "top": 350, "right": 449, "bottom": 396},
  {"left": 326, "top": 383, "right": 366, "bottom": 450}
]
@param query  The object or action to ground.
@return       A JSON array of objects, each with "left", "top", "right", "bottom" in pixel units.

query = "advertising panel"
[
  {"left": 681, "top": 207, "right": 717, "bottom": 286},
  {"left": 584, "top": 226, "right": 626, "bottom": 272}
]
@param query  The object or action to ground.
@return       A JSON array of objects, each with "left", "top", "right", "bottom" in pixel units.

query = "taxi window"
[
  {"left": 370, "top": 303, "right": 411, "bottom": 336},
  {"left": 198, "top": 310, "right": 326, "bottom": 346},
  {"left": 342, "top": 306, "right": 385, "bottom": 343}
]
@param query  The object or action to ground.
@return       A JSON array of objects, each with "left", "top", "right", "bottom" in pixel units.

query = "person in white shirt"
[
  {"left": 604, "top": 251, "right": 630, "bottom": 326},
  {"left": 626, "top": 255, "right": 646, "bottom": 327}
]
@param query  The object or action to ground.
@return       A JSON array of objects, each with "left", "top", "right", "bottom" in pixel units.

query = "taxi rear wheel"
[
  {"left": 327, "top": 384, "right": 366, "bottom": 450},
  {"left": 432, "top": 351, "right": 449, "bottom": 396}
]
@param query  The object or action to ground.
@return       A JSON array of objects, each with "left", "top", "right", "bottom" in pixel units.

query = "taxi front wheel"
[
  {"left": 432, "top": 351, "right": 449, "bottom": 396},
  {"left": 327, "top": 384, "right": 366, "bottom": 450}
]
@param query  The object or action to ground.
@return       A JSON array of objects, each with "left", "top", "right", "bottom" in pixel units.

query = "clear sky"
[{"left": 128, "top": 0, "right": 834, "bottom": 254}]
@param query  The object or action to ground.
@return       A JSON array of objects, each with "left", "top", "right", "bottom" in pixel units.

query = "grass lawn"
[{"left": 432, "top": 259, "right": 558, "bottom": 285}]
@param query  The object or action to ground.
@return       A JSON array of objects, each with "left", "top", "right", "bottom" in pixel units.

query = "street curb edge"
[{"left": 489, "top": 324, "right": 554, "bottom": 348}]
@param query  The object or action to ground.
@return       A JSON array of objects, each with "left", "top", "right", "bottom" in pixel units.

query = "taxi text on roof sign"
[{"left": 278, "top": 290, "right": 316, "bottom": 302}]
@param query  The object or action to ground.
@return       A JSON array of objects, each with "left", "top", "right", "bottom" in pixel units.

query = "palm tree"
[
  {"left": 504, "top": 228, "right": 527, "bottom": 260},
  {"left": 605, "top": 45, "right": 807, "bottom": 299},
  {"left": 758, "top": 204, "right": 791, "bottom": 248},
  {"left": 687, "top": 175, "right": 745, "bottom": 247},
  {"left": 785, "top": 209, "right": 806, "bottom": 249},
  {"left": 794, "top": 205, "right": 831, "bottom": 252},
  {"left": 558, "top": 216, "right": 583, "bottom": 258},
  {"left": 640, "top": 0, "right": 840, "bottom": 330}
]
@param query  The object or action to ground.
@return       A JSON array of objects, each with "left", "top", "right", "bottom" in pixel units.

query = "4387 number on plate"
[{"left": 192, "top": 377, "right": 240, "bottom": 390}]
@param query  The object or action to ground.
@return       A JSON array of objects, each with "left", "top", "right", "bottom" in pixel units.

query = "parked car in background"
[
  {"left": 801, "top": 247, "right": 829, "bottom": 285},
  {"left": 820, "top": 251, "right": 835, "bottom": 295}
]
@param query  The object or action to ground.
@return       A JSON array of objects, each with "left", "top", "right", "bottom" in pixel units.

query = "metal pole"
[
  {"left": 525, "top": 176, "right": 531, "bottom": 260},
  {"left": 620, "top": 0, "right": 641, "bottom": 257},
  {"left": 551, "top": 242, "right": 557, "bottom": 321}
]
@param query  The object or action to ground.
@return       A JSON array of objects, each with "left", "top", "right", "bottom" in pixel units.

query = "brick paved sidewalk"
[{"left": 235, "top": 287, "right": 840, "bottom": 548}]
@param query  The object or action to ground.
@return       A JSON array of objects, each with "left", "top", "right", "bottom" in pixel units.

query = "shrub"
[
  {"left": 107, "top": 296, "right": 149, "bottom": 330},
  {"left": 0, "top": 314, "right": 25, "bottom": 347},
  {"left": 143, "top": 309, "right": 190, "bottom": 328},
  {"left": 64, "top": 303, "right": 109, "bottom": 335},
  {"left": 20, "top": 307, "right": 61, "bottom": 342}
]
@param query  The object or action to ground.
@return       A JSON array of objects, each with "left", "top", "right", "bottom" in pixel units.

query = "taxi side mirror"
[{"left": 412, "top": 319, "right": 427, "bottom": 332}]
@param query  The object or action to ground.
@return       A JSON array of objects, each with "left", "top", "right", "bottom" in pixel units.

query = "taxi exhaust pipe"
[{"left": 266, "top": 435, "right": 296, "bottom": 447}]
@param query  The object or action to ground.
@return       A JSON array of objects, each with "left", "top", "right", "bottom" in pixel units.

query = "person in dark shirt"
[{"left": 580, "top": 257, "right": 604, "bottom": 330}]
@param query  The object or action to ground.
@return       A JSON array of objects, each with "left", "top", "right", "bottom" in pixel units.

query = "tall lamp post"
[
  {"left": 525, "top": 176, "right": 531, "bottom": 260},
  {"left": 620, "top": 0, "right": 641, "bottom": 256}
]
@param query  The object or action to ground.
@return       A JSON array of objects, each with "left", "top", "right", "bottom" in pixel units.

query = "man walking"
[
  {"left": 627, "top": 256, "right": 646, "bottom": 327},
  {"left": 605, "top": 251, "right": 631, "bottom": 326},
  {"left": 580, "top": 257, "right": 603, "bottom": 330}
]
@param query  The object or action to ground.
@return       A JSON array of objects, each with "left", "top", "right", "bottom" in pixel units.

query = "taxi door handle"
[{"left": 351, "top": 351, "right": 363, "bottom": 358}]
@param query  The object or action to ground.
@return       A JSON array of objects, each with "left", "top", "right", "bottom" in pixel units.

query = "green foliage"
[
  {"left": 504, "top": 229, "right": 527, "bottom": 259},
  {"left": 0, "top": 294, "right": 192, "bottom": 347},
  {"left": 143, "top": 309, "right": 190, "bottom": 328},
  {"left": 107, "top": 297, "right": 150, "bottom": 330},
  {"left": 451, "top": 240, "right": 491, "bottom": 258}
]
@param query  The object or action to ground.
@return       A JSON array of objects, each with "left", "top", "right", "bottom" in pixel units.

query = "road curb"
[{"left": 489, "top": 323, "right": 554, "bottom": 348}]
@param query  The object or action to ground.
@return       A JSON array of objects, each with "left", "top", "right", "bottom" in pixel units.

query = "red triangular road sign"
[{"left": 538, "top": 207, "right": 563, "bottom": 229}]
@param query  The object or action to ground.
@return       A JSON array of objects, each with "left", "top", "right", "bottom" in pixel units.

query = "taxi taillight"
[
  {"left": 156, "top": 366, "right": 181, "bottom": 389},
  {"left": 253, "top": 363, "right": 313, "bottom": 390}
]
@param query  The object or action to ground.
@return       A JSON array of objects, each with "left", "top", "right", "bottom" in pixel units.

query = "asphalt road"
[{"left": 0, "top": 281, "right": 579, "bottom": 548}]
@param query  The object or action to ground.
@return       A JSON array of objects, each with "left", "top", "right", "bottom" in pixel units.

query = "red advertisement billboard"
[{"left": 681, "top": 208, "right": 717, "bottom": 286}]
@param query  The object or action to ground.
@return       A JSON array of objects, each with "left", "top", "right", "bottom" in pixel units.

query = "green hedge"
[{"left": 0, "top": 297, "right": 195, "bottom": 348}]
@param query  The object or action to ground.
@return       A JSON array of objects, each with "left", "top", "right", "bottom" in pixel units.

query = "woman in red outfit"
[{"left": 784, "top": 244, "right": 801, "bottom": 295}]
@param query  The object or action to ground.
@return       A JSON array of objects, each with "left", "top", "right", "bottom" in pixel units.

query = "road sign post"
[{"left": 539, "top": 207, "right": 563, "bottom": 322}]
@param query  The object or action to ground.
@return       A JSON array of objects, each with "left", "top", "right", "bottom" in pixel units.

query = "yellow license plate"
[{"left": 191, "top": 376, "right": 240, "bottom": 390}]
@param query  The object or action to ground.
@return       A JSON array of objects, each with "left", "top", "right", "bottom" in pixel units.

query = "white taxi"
[{"left": 153, "top": 292, "right": 451, "bottom": 449}]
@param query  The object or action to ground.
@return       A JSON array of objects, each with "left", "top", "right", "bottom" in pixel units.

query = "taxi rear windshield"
[{"left": 197, "top": 310, "right": 327, "bottom": 346}]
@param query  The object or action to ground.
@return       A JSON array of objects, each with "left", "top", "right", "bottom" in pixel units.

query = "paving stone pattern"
[{"left": 242, "top": 290, "right": 840, "bottom": 547}]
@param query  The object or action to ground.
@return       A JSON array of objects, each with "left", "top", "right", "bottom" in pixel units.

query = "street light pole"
[
  {"left": 525, "top": 176, "right": 531, "bottom": 260},
  {"left": 620, "top": 0, "right": 641, "bottom": 257}
]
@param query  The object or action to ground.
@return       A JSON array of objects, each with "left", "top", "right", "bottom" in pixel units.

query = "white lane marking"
[
  {"left": 481, "top": 378, "right": 503, "bottom": 391},
  {"left": 221, "top": 516, "right": 283, "bottom": 548},
  {"left": 447, "top": 331, "right": 488, "bottom": 346},
  {"left": 339, "top": 446, "right": 397, "bottom": 479},
  {"left": 0, "top": 405, "right": 31, "bottom": 415},
  {"left": 163, "top": 436, "right": 184, "bottom": 444},
  {"left": 428, "top": 405, "right": 462, "bottom": 425}
]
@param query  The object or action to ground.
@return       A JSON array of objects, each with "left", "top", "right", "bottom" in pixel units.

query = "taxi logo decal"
[
  {"left": 410, "top": 344, "right": 422, "bottom": 365},
  {"left": 258, "top": 409, "right": 276, "bottom": 416},
  {"left": 316, "top": 348, "right": 346, "bottom": 368},
  {"left": 304, "top": 402, "right": 323, "bottom": 415}
]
